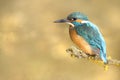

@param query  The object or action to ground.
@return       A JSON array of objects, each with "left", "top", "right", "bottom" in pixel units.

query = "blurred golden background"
[{"left": 0, "top": 0, "right": 120, "bottom": 80}]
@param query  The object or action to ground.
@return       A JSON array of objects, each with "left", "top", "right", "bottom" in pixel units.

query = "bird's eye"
[
  {"left": 72, "top": 18, "right": 77, "bottom": 20},
  {"left": 70, "top": 18, "right": 77, "bottom": 21},
  {"left": 68, "top": 18, "right": 77, "bottom": 21}
]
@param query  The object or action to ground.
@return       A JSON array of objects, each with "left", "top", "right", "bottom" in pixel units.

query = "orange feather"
[{"left": 69, "top": 26, "right": 96, "bottom": 55}]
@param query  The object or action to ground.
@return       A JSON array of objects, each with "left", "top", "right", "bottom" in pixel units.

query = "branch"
[{"left": 66, "top": 46, "right": 120, "bottom": 66}]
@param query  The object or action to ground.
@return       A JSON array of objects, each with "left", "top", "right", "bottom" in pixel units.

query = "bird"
[{"left": 54, "top": 12, "right": 107, "bottom": 64}]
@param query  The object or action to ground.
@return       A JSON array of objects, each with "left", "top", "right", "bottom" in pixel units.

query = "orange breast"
[{"left": 69, "top": 26, "right": 95, "bottom": 55}]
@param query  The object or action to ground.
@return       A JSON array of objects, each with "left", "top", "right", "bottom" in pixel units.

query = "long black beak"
[{"left": 54, "top": 19, "right": 69, "bottom": 23}]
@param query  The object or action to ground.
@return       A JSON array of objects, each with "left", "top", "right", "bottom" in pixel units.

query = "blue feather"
[{"left": 67, "top": 12, "right": 88, "bottom": 20}]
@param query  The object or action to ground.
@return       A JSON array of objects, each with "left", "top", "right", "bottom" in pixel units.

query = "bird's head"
[{"left": 54, "top": 12, "right": 89, "bottom": 27}]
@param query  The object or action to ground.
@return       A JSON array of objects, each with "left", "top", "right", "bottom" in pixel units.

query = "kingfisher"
[{"left": 54, "top": 12, "right": 107, "bottom": 64}]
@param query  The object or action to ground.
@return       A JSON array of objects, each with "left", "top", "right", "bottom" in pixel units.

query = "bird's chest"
[{"left": 69, "top": 26, "right": 93, "bottom": 55}]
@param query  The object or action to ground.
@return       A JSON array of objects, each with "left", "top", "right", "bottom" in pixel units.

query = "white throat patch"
[{"left": 66, "top": 22, "right": 75, "bottom": 27}]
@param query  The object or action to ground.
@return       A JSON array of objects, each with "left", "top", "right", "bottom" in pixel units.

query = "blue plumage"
[{"left": 67, "top": 12, "right": 88, "bottom": 20}]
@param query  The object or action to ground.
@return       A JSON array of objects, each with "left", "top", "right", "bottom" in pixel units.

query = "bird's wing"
[
  {"left": 75, "top": 21, "right": 106, "bottom": 54},
  {"left": 75, "top": 21, "right": 107, "bottom": 63}
]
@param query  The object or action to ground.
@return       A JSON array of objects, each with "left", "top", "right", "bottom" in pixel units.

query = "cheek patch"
[
  {"left": 81, "top": 20, "right": 89, "bottom": 23},
  {"left": 76, "top": 19, "right": 82, "bottom": 23}
]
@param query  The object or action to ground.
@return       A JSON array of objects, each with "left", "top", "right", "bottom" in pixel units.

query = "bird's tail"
[{"left": 100, "top": 51, "right": 108, "bottom": 64}]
